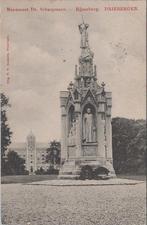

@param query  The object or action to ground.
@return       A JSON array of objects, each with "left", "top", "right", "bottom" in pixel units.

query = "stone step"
[{"left": 58, "top": 174, "right": 79, "bottom": 179}]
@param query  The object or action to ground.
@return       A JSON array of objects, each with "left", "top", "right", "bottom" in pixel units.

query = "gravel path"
[{"left": 1, "top": 182, "right": 146, "bottom": 225}]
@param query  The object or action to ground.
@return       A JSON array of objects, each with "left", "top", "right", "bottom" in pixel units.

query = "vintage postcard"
[{"left": 1, "top": 0, "right": 146, "bottom": 225}]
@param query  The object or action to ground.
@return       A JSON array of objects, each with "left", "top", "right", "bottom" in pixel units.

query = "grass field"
[
  {"left": 117, "top": 174, "right": 146, "bottom": 181},
  {"left": 1, "top": 175, "right": 58, "bottom": 184}
]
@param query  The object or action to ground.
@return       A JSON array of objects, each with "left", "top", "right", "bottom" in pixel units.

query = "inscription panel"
[
  {"left": 68, "top": 146, "right": 76, "bottom": 159},
  {"left": 82, "top": 144, "right": 98, "bottom": 156}
]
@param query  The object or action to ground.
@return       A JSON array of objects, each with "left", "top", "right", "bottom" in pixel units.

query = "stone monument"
[{"left": 59, "top": 21, "right": 115, "bottom": 179}]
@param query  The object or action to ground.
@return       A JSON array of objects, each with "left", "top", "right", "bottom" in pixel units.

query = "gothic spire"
[{"left": 78, "top": 20, "right": 94, "bottom": 78}]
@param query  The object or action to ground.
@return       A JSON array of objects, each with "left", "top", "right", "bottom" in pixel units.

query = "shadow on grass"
[
  {"left": 1, "top": 175, "right": 58, "bottom": 184},
  {"left": 117, "top": 174, "right": 146, "bottom": 181}
]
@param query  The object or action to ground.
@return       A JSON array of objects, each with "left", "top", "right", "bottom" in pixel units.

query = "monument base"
[
  {"left": 59, "top": 160, "right": 81, "bottom": 179},
  {"left": 59, "top": 158, "right": 116, "bottom": 180}
]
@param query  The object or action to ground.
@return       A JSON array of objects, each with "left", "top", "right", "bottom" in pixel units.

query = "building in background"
[{"left": 8, "top": 131, "right": 49, "bottom": 174}]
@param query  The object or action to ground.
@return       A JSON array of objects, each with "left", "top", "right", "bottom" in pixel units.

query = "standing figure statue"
[
  {"left": 83, "top": 108, "right": 96, "bottom": 142},
  {"left": 79, "top": 22, "right": 89, "bottom": 48}
]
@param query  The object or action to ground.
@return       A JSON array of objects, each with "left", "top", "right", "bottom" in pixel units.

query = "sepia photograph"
[{"left": 1, "top": 0, "right": 146, "bottom": 224}]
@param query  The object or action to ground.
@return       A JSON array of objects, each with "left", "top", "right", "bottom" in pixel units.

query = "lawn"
[
  {"left": 117, "top": 174, "right": 146, "bottom": 181},
  {"left": 1, "top": 174, "right": 58, "bottom": 184}
]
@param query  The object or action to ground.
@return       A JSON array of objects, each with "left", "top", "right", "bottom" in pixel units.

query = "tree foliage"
[
  {"left": 112, "top": 117, "right": 146, "bottom": 174},
  {"left": 3, "top": 151, "right": 27, "bottom": 175},
  {"left": 1, "top": 93, "right": 12, "bottom": 156},
  {"left": 1, "top": 93, "right": 13, "bottom": 174},
  {"left": 46, "top": 140, "right": 61, "bottom": 166}
]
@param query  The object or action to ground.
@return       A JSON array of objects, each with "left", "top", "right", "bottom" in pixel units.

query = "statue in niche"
[{"left": 83, "top": 108, "right": 96, "bottom": 143}]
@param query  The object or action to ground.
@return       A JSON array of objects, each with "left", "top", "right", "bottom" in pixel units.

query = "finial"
[
  {"left": 101, "top": 82, "right": 106, "bottom": 96},
  {"left": 69, "top": 81, "right": 74, "bottom": 87},
  {"left": 67, "top": 81, "right": 73, "bottom": 91},
  {"left": 75, "top": 65, "right": 78, "bottom": 77},
  {"left": 94, "top": 65, "right": 97, "bottom": 77},
  {"left": 101, "top": 82, "right": 105, "bottom": 88}
]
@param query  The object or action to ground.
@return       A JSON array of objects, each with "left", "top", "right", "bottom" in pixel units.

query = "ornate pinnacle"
[
  {"left": 101, "top": 82, "right": 105, "bottom": 88},
  {"left": 75, "top": 65, "right": 78, "bottom": 77},
  {"left": 94, "top": 65, "right": 97, "bottom": 77},
  {"left": 101, "top": 82, "right": 106, "bottom": 96},
  {"left": 67, "top": 81, "right": 74, "bottom": 91},
  {"left": 69, "top": 81, "right": 74, "bottom": 87}
]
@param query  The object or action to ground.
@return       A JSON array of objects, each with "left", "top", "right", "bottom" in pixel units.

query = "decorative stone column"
[
  {"left": 106, "top": 113, "right": 113, "bottom": 161},
  {"left": 61, "top": 106, "right": 67, "bottom": 161},
  {"left": 34, "top": 142, "right": 37, "bottom": 172},
  {"left": 106, "top": 94, "right": 113, "bottom": 162},
  {"left": 75, "top": 101, "right": 81, "bottom": 159},
  {"left": 97, "top": 99, "right": 106, "bottom": 159}
]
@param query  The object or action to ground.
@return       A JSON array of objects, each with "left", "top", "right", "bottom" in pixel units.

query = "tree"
[
  {"left": 1, "top": 93, "right": 13, "bottom": 174},
  {"left": 4, "top": 151, "right": 26, "bottom": 175},
  {"left": 112, "top": 117, "right": 146, "bottom": 174},
  {"left": 125, "top": 120, "right": 146, "bottom": 173},
  {"left": 35, "top": 167, "right": 46, "bottom": 175},
  {"left": 46, "top": 140, "right": 61, "bottom": 169}
]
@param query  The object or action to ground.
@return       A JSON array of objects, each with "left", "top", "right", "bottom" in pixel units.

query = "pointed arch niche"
[{"left": 68, "top": 105, "right": 75, "bottom": 135}]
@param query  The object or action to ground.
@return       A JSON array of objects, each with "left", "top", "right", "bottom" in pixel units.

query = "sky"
[{"left": 1, "top": 0, "right": 146, "bottom": 143}]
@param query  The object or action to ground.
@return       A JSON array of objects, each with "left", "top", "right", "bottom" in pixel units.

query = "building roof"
[{"left": 9, "top": 142, "right": 26, "bottom": 149}]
